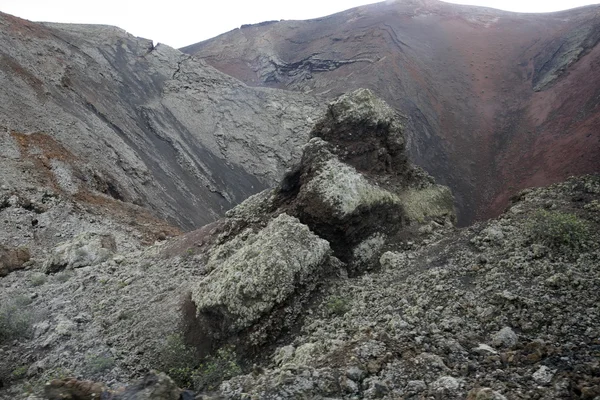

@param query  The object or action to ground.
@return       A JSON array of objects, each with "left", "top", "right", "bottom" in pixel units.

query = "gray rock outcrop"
[{"left": 237, "top": 89, "right": 455, "bottom": 272}]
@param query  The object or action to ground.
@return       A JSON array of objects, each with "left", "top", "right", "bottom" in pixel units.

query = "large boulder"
[
  {"left": 309, "top": 87, "right": 408, "bottom": 176},
  {"left": 189, "top": 213, "right": 336, "bottom": 350},
  {"left": 276, "top": 89, "right": 454, "bottom": 271}
]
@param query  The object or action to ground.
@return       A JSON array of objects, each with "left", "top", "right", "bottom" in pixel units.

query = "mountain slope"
[
  {"left": 0, "top": 12, "right": 321, "bottom": 231},
  {"left": 183, "top": 0, "right": 600, "bottom": 224}
]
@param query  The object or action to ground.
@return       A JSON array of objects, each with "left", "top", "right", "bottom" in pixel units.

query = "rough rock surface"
[
  {"left": 0, "top": 6, "right": 598, "bottom": 400},
  {"left": 0, "top": 134, "right": 598, "bottom": 400},
  {"left": 185, "top": 0, "right": 600, "bottom": 224},
  {"left": 278, "top": 89, "right": 454, "bottom": 270},
  {"left": 0, "top": 11, "right": 321, "bottom": 232},
  {"left": 0, "top": 89, "right": 450, "bottom": 399}
]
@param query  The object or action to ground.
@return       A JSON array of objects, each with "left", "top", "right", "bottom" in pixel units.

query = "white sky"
[{"left": 0, "top": 0, "right": 598, "bottom": 49}]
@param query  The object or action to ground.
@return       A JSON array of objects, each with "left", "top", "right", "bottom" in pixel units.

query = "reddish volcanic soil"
[{"left": 182, "top": 0, "right": 600, "bottom": 224}]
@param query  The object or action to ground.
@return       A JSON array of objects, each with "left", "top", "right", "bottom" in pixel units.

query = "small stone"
[
  {"left": 273, "top": 345, "right": 295, "bottom": 366},
  {"left": 431, "top": 376, "right": 461, "bottom": 391},
  {"left": 367, "top": 360, "right": 382, "bottom": 374},
  {"left": 466, "top": 387, "right": 508, "bottom": 400},
  {"left": 532, "top": 365, "right": 555, "bottom": 385},
  {"left": 340, "top": 377, "right": 359, "bottom": 393},
  {"left": 54, "top": 319, "right": 76, "bottom": 336},
  {"left": 405, "top": 380, "right": 427, "bottom": 394},
  {"left": 73, "top": 313, "right": 91, "bottom": 323},
  {"left": 530, "top": 244, "right": 547, "bottom": 259},
  {"left": 481, "top": 227, "right": 505, "bottom": 244},
  {"left": 33, "top": 321, "right": 50, "bottom": 338},
  {"left": 474, "top": 344, "right": 498, "bottom": 354},
  {"left": 294, "top": 342, "right": 316, "bottom": 365},
  {"left": 492, "top": 327, "right": 518, "bottom": 349},
  {"left": 346, "top": 366, "right": 365, "bottom": 382},
  {"left": 365, "top": 381, "right": 389, "bottom": 398}
]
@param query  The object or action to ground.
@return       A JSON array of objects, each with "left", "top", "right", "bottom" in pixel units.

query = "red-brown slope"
[{"left": 182, "top": 0, "right": 600, "bottom": 224}]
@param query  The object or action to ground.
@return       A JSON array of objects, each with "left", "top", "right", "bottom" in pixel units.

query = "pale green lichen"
[
  {"left": 304, "top": 158, "right": 401, "bottom": 218},
  {"left": 192, "top": 214, "right": 331, "bottom": 332},
  {"left": 225, "top": 189, "right": 275, "bottom": 220},
  {"left": 329, "top": 88, "right": 399, "bottom": 130},
  {"left": 399, "top": 186, "right": 455, "bottom": 223},
  {"left": 352, "top": 233, "right": 386, "bottom": 269}
]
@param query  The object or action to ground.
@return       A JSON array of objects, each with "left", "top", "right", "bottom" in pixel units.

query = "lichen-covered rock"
[
  {"left": 221, "top": 89, "right": 454, "bottom": 276},
  {"left": 224, "top": 189, "right": 276, "bottom": 222},
  {"left": 43, "top": 232, "right": 116, "bottom": 273},
  {"left": 352, "top": 234, "right": 387, "bottom": 271},
  {"left": 281, "top": 90, "right": 454, "bottom": 271},
  {"left": 190, "top": 213, "right": 333, "bottom": 345},
  {"left": 302, "top": 153, "right": 401, "bottom": 219}
]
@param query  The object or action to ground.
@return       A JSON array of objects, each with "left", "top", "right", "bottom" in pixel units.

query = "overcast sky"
[{"left": 1, "top": 0, "right": 598, "bottom": 48}]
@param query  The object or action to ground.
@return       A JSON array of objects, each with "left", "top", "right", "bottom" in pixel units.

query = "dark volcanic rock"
[
  {"left": 273, "top": 89, "right": 454, "bottom": 271},
  {"left": 183, "top": 0, "right": 600, "bottom": 225}
]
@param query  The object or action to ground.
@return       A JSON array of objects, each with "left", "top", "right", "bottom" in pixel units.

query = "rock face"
[
  {"left": 0, "top": 12, "right": 320, "bottom": 232},
  {"left": 186, "top": 89, "right": 453, "bottom": 352},
  {"left": 184, "top": 0, "right": 600, "bottom": 224}
]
